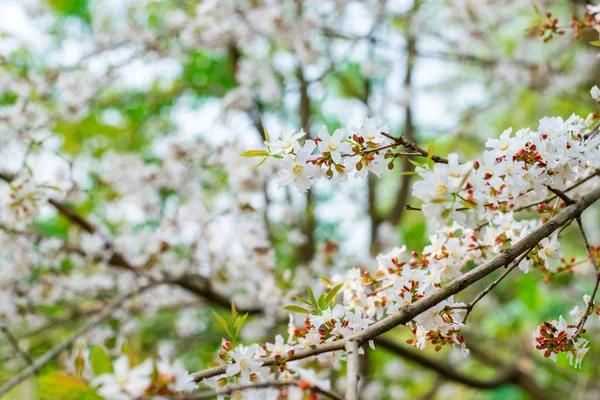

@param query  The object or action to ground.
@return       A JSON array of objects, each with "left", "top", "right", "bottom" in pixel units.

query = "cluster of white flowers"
[
  {"left": 414, "top": 114, "right": 600, "bottom": 228},
  {"left": 2, "top": 0, "right": 600, "bottom": 398},
  {"left": 223, "top": 93, "right": 600, "bottom": 385},
  {"left": 254, "top": 118, "right": 392, "bottom": 191},
  {"left": 204, "top": 337, "right": 334, "bottom": 399},
  {"left": 70, "top": 350, "right": 196, "bottom": 400}
]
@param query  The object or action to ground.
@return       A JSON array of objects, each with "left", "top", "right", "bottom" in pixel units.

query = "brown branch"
[
  {"left": 512, "top": 172, "right": 599, "bottom": 213},
  {"left": 191, "top": 185, "right": 600, "bottom": 382},
  {"left": 546, "top": 185, "right": 575, "bottom": 205},
  {"left": 381, "top": 132, "right": 449, "bottom": 164},
  {"left": 452, "top": 246, "right": 535, "bottom": 323}
]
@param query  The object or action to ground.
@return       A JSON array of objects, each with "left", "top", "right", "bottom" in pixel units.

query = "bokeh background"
[{"left": 1, "top": 0, "right": 600, "bottom": 398}]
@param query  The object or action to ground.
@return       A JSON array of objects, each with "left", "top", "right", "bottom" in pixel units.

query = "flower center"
[
  {"left": 500, "top": 142, "right": 509, "bottom": 151},
  {"left": 293, "top": 164, "right": 304, "bottom": 176},
  {"left": 327, "top": 141, "right": 337, "bottom": 151},
  {"left": 117, "top": 375, "right": 129, "bottom": 388},
  {"left": 365, "top": 130, "right": 376, "bottom": 141},
  {"left": 435, "top": 184, "right": 449, "bottom": 197}
]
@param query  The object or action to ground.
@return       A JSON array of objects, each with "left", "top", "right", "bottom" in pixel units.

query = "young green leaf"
[
  {"left": 318, "top": 293, "right": 327, "bottom": 309},
  {"left": 233, "top": 314, "right": 246, "bottom": 330},
  {"left": 429, "top": 198, "right": 448, "bottom": 204},
  {"left": 307, "top": 286, "right": 318, "bottom": 311},
  {"left": 231, "top": 302, "right": 237, "bottom": 320},
  {"left": 283, "top": 305, "right": 312, "bottom": 314},
  {"left": 320, "top": 275, "right": 332, "bottom": 287},
  {"left": 427, "top": 141, "right": 435, "bottom": 169},
  {"left": 325, "top": 282, "right": 345, "bottom": 305},
  {"left": 213, "top": 311, "right": 233, "bottom": 338},
  {"left": 408, "top": 159, "right": 423, "bottom": 168},
  {"left": 240, "top": 150, "right": 269, "bottom": 157},
  {"left": 294, "top": 296, "right": 314, "bottom": 307},
  {"left": 89, "top": 345, "right": 112, "bottom": 375}
]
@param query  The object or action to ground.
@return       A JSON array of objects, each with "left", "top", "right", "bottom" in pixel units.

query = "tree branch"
[
  {"left": 381, "top": 132, "right": 449, "bottom": 164},
  {"left": 192, "top": 185, "right": 600, "bottom": 382},
  {"left": 546, "top": 185, "right": 575, "bottom": 205},
  {"left": 453, "top": 246, "right": 535, "bottom": 323}
]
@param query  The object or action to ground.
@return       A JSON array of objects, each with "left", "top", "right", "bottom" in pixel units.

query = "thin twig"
[
  {"left": 381, "top": 132, "right": 449, "bottom": 164},
  {"left": 455, "top": 246, "right": 534, "bottom": 323},
  {"left": 575, "top": 217, "right": 600, "bottom": 336},
  {"left": 0, "top": 328, "right": 34, "bottom": 367},
  {"left": 546, "top": 186, "right": 575, "bottom": 205}
]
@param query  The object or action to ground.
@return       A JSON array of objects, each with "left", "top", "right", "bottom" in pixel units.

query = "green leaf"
[
  {"left": 459, "top": 199, "right": 476, "bottom": 209},
  {"left": 264, "top": 128, "right": 270, "bottom": 143},
  {"left": 283, "top": 305, "right": 312, "bottom": 314},
  {"left": 429, "top": 198, "right": 448, "bottom": 204},
  {"left": 408, "top": 159, "right": 423, "bottom": 168},
  {"left": 458, "top": 168, "right": 473, "bottom": 190},
  {"left": 320, "top": 275, "right": 332, "bottom": 287},
  {"left": 231, "top": 302, "right": 237, "bottom": 320},
  {"left": 38, "top": 373, "right": 99, "bottom": 400},
  {"left": 294, "top": 296, "right": 314, "bottom": 307},
  {"left": 427, "top": 141, "right": 435, "bottom": 169},
  {"left": 39, "top": 184, "right": 62, "bottom": 191},
  {"left": 213, "top": 311, "right": 233, "bottom": 338},
  {"left": 240, "top": 150, "right": 269, "bottom": 157},
  {"left": 90, "top": 345, "right": 112, "bottom": 375},
  {"left": 590, "top": 41, "right": 600, "bottom": 47},
  {"left": 318, "top": 293, "right": 327, "bottom": 309},
  {"left": 233, "top": 313, "right": 248, "bottom": 330},
  {"left": 441, "top": 208, "right": 452, "bottom": 219},
  {"left": 325, "top": 282, "right": 345, "bottom": 305},
  {"left": 307, "top": 286, "right": 319, "bottom": 311}
]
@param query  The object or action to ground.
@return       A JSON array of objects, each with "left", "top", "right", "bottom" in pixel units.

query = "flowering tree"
[{"left": 1, "top": 0, "right": 600, "bottom": 399}]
